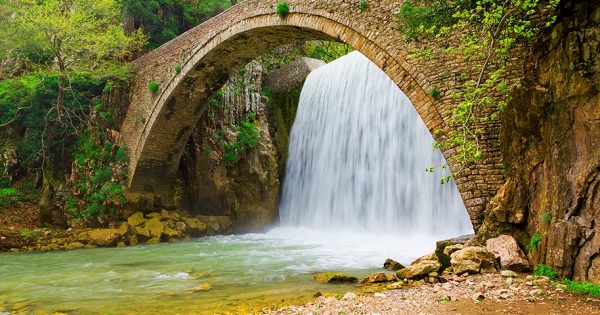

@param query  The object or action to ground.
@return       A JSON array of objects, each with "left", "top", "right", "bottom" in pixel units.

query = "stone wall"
[{"left": 478, "top": 0, "right": 600, "bottom": 283}]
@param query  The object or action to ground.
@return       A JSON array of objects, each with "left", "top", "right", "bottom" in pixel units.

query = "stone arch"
[{"left": 123, "top": 0, "right": 505, "bottom": 229}]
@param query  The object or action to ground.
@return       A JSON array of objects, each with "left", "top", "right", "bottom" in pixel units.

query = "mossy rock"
[
  {"left": 313, "top": 272, "right": 358, "bottom": 284},
  {"left": 127, "top": 212, "right": 147, "bottom": 227}
]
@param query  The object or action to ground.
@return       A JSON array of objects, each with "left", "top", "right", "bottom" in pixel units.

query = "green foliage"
[
  {"left": 397, "top": 0, "right": 459, "bottom": 42},
  {"left": 65, "top": 130, "right": 127, "bottom": 221},
  {"left": 1, "top": 0, "right": 147, "bottom": 74},
  {"left": 276, "top": 2, "right": 290, "bottom": 17},
  {"left": 563, "top": 279, "right": 600, "bottom": 297},
  {"left": 123, "top": 0, "right": 232, "bottom": 49},
  {"left": 305, "top": 41, "right": 354, "bottom": 63},
  {"left": 247, "top": 112, "right": 257, "bottom": 122},
  {"left": 430, "top": 86, "right": 441, "bottom": 99},
  {"left": 175, "top": 65, "right": 182, "bottom": 74},
  {"left": 533, "top": 264, "right": 557, "bottom": 279},
  {"left": 359, "top": 0, "right": 369, "bottom": 10},
  {"left": 527, "top": 233, "right": 543, "bottom": 252},
  {"left": 0, "top": 188, "right": 17, "bottom": 207},
  {"left": 148, "top": 81, "right": 160, "bottom": 94},
  {"left": 18, "top": 229, "right": 40, "bottom": 239},
  {"left": 222, "top": 118, "right": 260, "bottom": 164},
  {"left": 398, "top": 0, "right": 561, "bottom": 178}
]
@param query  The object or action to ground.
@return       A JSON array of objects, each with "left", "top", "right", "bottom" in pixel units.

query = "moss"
[
  {"left": 313, "top": 272, "right": 358, "bottom": 284},
  {"left": 358, "top": 0, "right": 369, "bottom": 10}
]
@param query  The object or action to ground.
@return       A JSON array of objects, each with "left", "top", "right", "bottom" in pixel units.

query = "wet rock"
[
  {"left": 360, "top": 272, "right": 395, "bottom": 284},
  {"left": 145, "top": 217, "right": 164, "bottom": 237},
  {"left": 117, "top": 242, "right": 126, "bottom": 248},
  {"left": 82, "top": 229, "right": 124, "bottom": 247},
  {"left": 146, "top": 212, "right": 162, "bottom": 219},
  {"left": 175, "top": 221, "right": 187, "bottom": 231},
  {"left": 207, "top": 217, "right": 221, "bottom": 234},
  {"left": 63, "top": 242, "right": 85, "bottom": 250},
  {"left": 146, "top": 236, "right": 161, "bottom": 244},
  {"left": 486, "top": 234, "right": 530, "bottom": 271},
  {"left": 182, "top": 217, "right": 208, "bottom": 236},
  {"left": 163, "top": 227, "right": 180, "bottom": 240},
  {"left": 384, "top": 258, "right": 405, "bottom": 271},
  {"left": 313, "top": 272, "right": 358, "bottom": 284},
  {"left": 127, "top": 212, "right": 147, "bottom": 227},
  {"left": 450, "top": 246, "right": 497, "bottom": 275},
  {"left": 216, "top": 216, "right": 232, "bottom": 231},
  {"left": 396, "top": 253, "right": 441, "bottom": 280},
  {"left": 187, "top": 283, "right": 211, "bottom": 292}
]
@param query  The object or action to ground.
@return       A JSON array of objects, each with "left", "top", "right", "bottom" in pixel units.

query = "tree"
[{"left": 0, "top": 0, "right": 146, "bottom": 225}]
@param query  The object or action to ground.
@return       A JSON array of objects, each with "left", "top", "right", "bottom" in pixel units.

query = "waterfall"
[{"left": 279, "top": 51, "right": 472, "bottom": 238}]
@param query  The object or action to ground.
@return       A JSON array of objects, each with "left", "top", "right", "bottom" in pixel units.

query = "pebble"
[
  {"left": 472, "top": 292, "right": 485, "bottom": 301},
  {"left": 343, "top": 292, "right": 357, "bottom": 300},
  {"left": 501, "top": 270, "right": 518, "bottom": 278},
  {"left": 374, "top": 293, "right": 387, "bottom": 298}
]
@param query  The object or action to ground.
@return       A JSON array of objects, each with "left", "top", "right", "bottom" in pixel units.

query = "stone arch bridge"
[{"left": 122, "top": 0, "right": 512, "bottom": 230}]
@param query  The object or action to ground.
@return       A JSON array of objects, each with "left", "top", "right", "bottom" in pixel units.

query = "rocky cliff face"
[
  {"left": 177, "top": 60, "right": 280, "bottom": 232},
  {"left": 479, "top": 0, "right": 600, "bottom": 283}
]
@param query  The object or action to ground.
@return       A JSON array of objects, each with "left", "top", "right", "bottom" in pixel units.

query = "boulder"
[
  {"left": 127, "top": 212, "right": 147, "bottom": 227},
  {"left": 64, "top": 242, "right": 85, "bottom": 250},
  {"left": 146, "top": 212, "right": 162, "bottom": 219},
  {"left": 383, "top": 258, "right": 405, "bottom": 271},
  {"left": 450, "top": 246, "right": 497, "bottom": 275},
  {"left": 216, "top": 216, "right": 232, "bottom": 231},
  {"left": 181, "top": 217, "right": 208, "bottom": 236},
  {"left": 161, "top": 209, "right": 180, "bottom": 219},
  {"left": 163, "top": 227, "right": 180, "bottom": 240},
  {"left": 360, "top": 272, "right": 396, "bottom": 284},
  {"left": 135, "top": 226, "right": 150, "bottom": 238},
  {"left": 486, "top": 234, "right": 530, "bottom": 271},
  {"left": 207, "top": 217, "right": 221, "bottom": 234},
  {"left": 83, "top": 229, "right": 124, "bottom": 247},
  {"left": 396, "top": 253, "right": 441, "bottom": 280},
  {"left": 435, "top": 234, "right": 474, "bottom": 269},
  {"left": 145, "top": 217, "right": 164, "bottom": 237},
  {"left": 146, "top": 236, "right": 161, "bottom": 244},
  {"left": 313, "top": 272, "right": 358, "bottom": 284}
]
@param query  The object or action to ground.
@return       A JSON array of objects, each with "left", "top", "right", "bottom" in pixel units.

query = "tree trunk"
[{"left": 37, "top": 71, "right": 65, "bottom": 226}]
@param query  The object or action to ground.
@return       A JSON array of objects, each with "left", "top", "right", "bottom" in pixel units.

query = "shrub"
[
  {"left": 358, "top": 0, "right": 369, "bottom": 10},
  {"left": 175, "top": 65, "right": 182, "bottom": 74},
  {"left": 533, "top": 264, "right": 557, "bottom": 279},
  {"left": 564, "top": 279, "right": 600, "bottom": 296},
  {"left": 0, "top": 188, "right": 17, "bottom": 207},
  {"left": 430, "top": 86, "right": 441, "bottom": 99},
  {"left": 148, "top": 81, "right": 160, "bottom": 94},
  {"left": 527, "top": 233, "right": 542, "bottom": 252},
  {"left": 275, "top": 2, "right": 289, "bottom": 17},
  {"left": 237, "top": 120, "right": 260, "bottom": 149},
  {"left": 247, "top": 111, "right": 256, "bottom": 122}
]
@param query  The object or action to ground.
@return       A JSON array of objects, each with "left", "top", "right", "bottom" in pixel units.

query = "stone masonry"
[{"left": 122, "top": 0, "right": 520, "bottom": 230}]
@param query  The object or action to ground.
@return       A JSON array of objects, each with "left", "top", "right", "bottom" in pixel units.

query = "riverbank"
[
  {"left": 0, "top": 203, "right": 231, "bottom": 252},
  {"left": 269, "top": 272, "right": 600, "bottom": 315}
]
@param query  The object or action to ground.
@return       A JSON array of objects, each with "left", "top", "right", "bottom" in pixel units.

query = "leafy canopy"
[{"left": 0, "top": 0, "right": 146, "bottom": 74}]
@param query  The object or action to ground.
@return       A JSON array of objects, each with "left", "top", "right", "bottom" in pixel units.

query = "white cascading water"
[{"left": 279, "top": 51, "right": 472, "bottom": 238}]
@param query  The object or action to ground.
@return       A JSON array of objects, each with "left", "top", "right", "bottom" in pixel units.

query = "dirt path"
[{"left": 267, "top": 273, "right": 600, "bottom": 315}]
